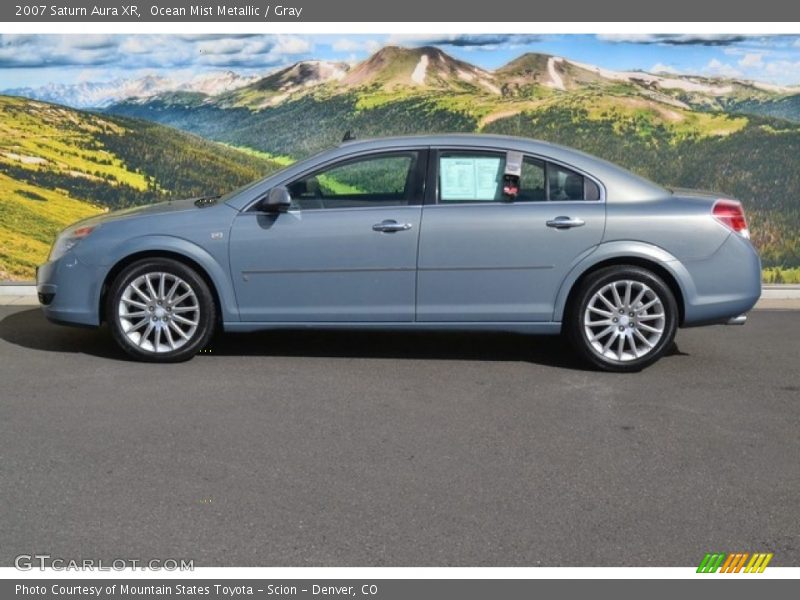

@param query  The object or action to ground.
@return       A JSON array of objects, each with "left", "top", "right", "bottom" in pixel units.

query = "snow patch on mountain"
[
  {"left": 565, "top": 59, "right": 735, "bottom": 95},
  {"left": 547, "top": 57, "right": 565, "bottom": 90},
  {"left": 411, "top": 55, "right": 429, "bottom": 85},
  {"left": 750, "top": 81, "right": 795, "bottom": 93}
]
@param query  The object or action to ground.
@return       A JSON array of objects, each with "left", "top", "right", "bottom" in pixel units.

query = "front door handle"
[
  {"left": 546, "top": 216, "right": 586, "bottom": 229},
  {"left": 373, "top": 220, "right": 413, "bottom": 233}
]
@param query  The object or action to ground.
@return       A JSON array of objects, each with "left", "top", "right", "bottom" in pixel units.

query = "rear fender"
[{"left": 552, "top": 241, "right": 694, "bottom": 322}]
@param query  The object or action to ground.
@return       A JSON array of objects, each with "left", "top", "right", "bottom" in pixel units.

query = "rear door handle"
[
  {"left": 546, "top": 216, "right": 586, "bottom": 229},
  {"left": 373, "top": 220, "right": 413, "bottom": 233}
]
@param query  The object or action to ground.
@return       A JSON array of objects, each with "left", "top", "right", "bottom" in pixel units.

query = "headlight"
[{"left": 49, "top": 225, "right": 95, "bottom": 261}]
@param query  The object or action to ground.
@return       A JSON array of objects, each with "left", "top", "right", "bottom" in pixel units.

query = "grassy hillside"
[
  {"left": 0, "top": 95, "right": 281, "bottom": 280},
  {"left": 8, "top": 45, "right": 800, "bottom": 279}
]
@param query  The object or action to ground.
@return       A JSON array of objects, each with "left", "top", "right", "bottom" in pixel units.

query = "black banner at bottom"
[{"left": 3, "top": 579, "right": 796, "bottom": 600}]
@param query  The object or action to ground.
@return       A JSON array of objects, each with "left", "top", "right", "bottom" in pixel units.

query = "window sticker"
[{"left": 440, "top": 156, "right": 503, "bottom": 201}]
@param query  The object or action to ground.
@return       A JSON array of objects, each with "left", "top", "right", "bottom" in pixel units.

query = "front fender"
[
  {"left": 90, "top": 235, "right": 240, "bottom": 323},
  {"left": 552, "top": 241, "right": 695, "bottom": 322}
]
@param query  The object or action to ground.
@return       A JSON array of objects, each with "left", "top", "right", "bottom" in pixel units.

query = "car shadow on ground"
[
  {"left": 0, "top": 307, "right": 685, "bottom": 370},
  {"left": 0, "top": 308, "right": 124, "bottom": 359}
]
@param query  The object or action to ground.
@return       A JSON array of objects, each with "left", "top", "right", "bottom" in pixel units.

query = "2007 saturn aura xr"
[{"left": 37, "top": 134, "right": 761, "bottom": 371}]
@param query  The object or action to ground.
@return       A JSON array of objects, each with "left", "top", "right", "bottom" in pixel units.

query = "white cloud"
[
  {"left": 385, "top": 34, "right": 539, "bottom": 49},
  {"left": 64, "top": 35, "right": 117, "bottom": 51},
  {"left": 365, "top": 39, "right": 382, "bottom": 54},
  {"left": 175, "top": 34, "right": 257, "bottom": 42},
  {"left": 764, "top": 60, "right": 800, "bottom": 76},
  {"left": 739, "top": 53, "right": 764, "bottom": 68},
  {"left": 704, "top": 58, "right": 743, "bottom": 78},
  {"left": 332, "top": 39, "right": 361, "bottom": 52},
  {"left": 704, "top": 53, "right": 800, "bottom": 86},
  {"left": 0, "top": 34, "right": 311, "bottom": 71},
  {"left": 598, "top": 34, "right": 746, "bottom": 46},
  {"left": 197, "top": 38, "right": 249, "bottom": 56},
  {"left": 119, "top": 37, "right": 151, "bottom": 55},
  {"left": 75, "top": 68, "right": 115, "bottom": 83},
  {"left": 331, "top": 38, "right": 382, "bottom": 55},
  {"left": 0, "top": 35, "right": 119, "bottom": 68},
  {"left": 273, "top": 36, "right": 312, "bottom": 55},
  {"left": 650, "top": 62, "right": 679, "bottom": 74}
]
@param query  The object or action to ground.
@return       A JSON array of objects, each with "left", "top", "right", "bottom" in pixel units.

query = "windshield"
[
  {"left": 218, "top": 176, "right": 270, "bottom": 203},
  {"left": 217, "top": 148, "right": 335, "bottom": 203}
]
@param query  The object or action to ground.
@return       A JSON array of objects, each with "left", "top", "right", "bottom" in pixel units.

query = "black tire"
[
  {"left": 566, "top": 265, "right": 678, "bottom": 372},
  {"left": 106, "top": 258, "right": 216, "bottom": 362}
]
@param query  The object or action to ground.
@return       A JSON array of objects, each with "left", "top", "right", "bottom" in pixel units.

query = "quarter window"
[
  {"left": 546, "top": 163, "right": 600, "bottom": 201},
  {"left": 287, "top": 151, "right": 422, "bottom": 209}
]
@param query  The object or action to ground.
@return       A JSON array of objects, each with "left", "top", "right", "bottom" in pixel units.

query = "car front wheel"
[
  {"left": 107, "top": 258, "right": 216, "bottom": 362},
  {"left": 567, "top": 265, "right": 678, "bottom": 372}
]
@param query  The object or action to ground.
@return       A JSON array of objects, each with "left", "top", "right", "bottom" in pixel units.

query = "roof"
[
  {"left": 338, "top": 133, "right": 581, "bottom": 157},
  {"left": 225, "top": 133, "right": 668, "bottom": 210},
  {"left": 337, "top": 134, "right": 667, "bottom": 202}
]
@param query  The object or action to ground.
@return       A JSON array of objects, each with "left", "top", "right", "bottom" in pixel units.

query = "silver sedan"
[{"left": 37, "top": 134, "right": 761, "bottom": 371}]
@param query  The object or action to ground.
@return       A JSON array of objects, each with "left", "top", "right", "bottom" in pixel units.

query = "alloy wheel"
[
  {"left": 583, "top": 279, "right": 665, "bottom": 362},
  {"left": 117, "top": 272, "right": 200, "bottom": 353}
]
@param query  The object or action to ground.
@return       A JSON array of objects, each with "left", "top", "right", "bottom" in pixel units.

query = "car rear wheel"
[
  {"left": 567, "top": 265, "right": 678, "bottom": 372},
  {"left": 107, "top": 258, "right": 216, "bottom": 362}
]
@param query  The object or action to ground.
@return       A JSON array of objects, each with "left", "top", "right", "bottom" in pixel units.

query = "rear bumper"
[
  {"left": 680, "top": 233, "right": 761, "bottom": 326},
  {"left": 36, "top": 254, "right": 104, "bottom": 327}
]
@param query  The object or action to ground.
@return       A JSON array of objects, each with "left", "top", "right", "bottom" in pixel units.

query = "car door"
[
  {"left": 229, "top": 149, "right": 427, "bottom": 322},
  {"left": 416, "top": 148, "right": 606, "bottom": 322}
]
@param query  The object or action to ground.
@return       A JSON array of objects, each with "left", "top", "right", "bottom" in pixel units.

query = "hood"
[{"left": 70, "top": 196, "right": 220, "bottom": 229}]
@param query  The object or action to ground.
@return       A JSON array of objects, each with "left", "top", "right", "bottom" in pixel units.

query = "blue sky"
[{"left": 2, "top": 33, "right": 800, "bottom": 88}]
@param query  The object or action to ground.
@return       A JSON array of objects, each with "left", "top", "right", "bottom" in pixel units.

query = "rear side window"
[
  {"left": 439, "top": 152, "right": 505, "bottom": 202},
  {"left": 435, "top": 151, "right": 601, "bottom": 203},
  {"left": 517, "top": 157, "right": 546, "bottom": 201}
]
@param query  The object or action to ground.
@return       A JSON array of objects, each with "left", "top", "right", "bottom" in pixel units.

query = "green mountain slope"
[
  {"left": 106, "top": 47, "right": 800, "bottom": 269},
  {"left": 0, "top": 95, "right": 282, "bottom": 279},
  {"left": 722, "top": 94, "right": 800, "bottom": 123}
]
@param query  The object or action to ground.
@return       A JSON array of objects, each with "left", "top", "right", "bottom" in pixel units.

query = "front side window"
[{"left": 287, "top": 151, "right": 422, "bottom": 209}]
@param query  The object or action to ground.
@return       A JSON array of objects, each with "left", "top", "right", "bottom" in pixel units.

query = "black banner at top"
[{"left": 2, "top": 0, "right": 800, "bottom": 22}]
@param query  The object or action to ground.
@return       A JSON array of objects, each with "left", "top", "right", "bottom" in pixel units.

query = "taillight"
[{"left": 713, "top": 199, "right": 749, "bottom": 239}]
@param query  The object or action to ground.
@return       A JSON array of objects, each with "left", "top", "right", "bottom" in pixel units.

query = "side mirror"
[{"left": 261, "top": 186, "right": 292, "bottom": 213}]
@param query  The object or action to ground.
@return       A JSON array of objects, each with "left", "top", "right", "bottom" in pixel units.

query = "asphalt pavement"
[{"left": 0, "top": 306, "right": 798, "bottom": 567}]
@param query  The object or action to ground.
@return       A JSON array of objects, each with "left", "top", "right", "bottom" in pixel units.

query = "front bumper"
[{"left": 36, "top": 253, "right": 105, "bottom": 327}]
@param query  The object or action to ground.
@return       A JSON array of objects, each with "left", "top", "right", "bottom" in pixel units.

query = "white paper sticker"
[{"left": 440, "top": 156, "right": 503, "bottom": 201}]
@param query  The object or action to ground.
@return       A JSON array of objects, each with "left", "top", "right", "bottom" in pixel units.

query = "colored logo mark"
[{"left": 697, "top": 552, "right": 773, "bottom": 573}]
